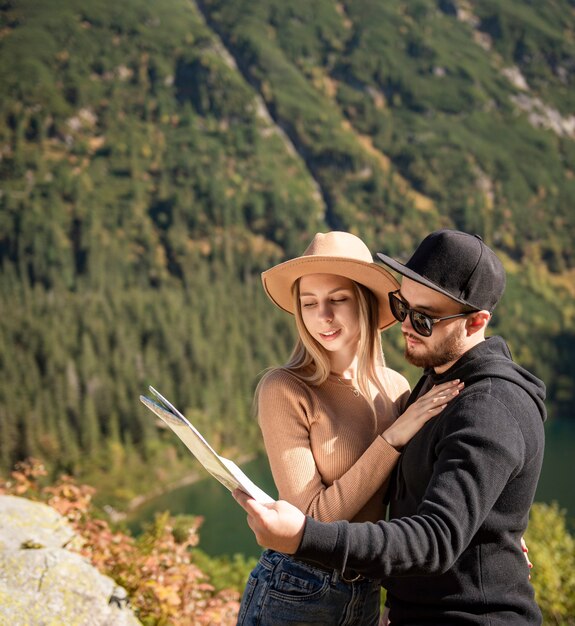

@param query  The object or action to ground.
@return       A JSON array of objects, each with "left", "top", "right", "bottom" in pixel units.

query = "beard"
[{"left": 403, "top": 327, "right": 466, "bottom": 370}]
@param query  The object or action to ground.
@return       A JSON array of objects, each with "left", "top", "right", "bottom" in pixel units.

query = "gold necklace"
[{"left": 337, "top": 377, "right": 361, "bottom": 397}]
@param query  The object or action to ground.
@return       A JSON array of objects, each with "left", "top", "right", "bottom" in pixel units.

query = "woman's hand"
[
  {"left": 379, "top": 607, "right": 390, "bottom": 625},
  {"left": 521, "top": 536, "right": 533, "bottom": 578},
  {"left": 382, "top": 380, "right": 464, "bottom": 449}
]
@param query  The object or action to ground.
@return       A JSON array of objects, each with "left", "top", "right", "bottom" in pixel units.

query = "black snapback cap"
[{"left": 376, "top": 229, "right": 506, "bottom": 312}]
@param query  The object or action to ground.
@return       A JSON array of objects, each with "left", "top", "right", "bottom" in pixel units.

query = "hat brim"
[
  {"left": 376, "top": 253, "right": 478, "bottom": 308},
  {"left": 262, "top": 256, "right": 399, "bottom": 330}
]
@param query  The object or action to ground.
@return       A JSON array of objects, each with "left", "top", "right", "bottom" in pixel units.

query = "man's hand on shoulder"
[{"left": 232, "top": 489, "right": 306, "bottom": 554}]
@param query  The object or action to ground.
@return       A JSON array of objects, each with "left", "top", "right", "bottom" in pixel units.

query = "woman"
[{"left": 237, "top": 232, "right": 463, "bottom": 626}]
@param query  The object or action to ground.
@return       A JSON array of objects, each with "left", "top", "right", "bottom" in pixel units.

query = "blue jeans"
[{"left": 237, "top": 550, "right": 381, "bottom": 625}]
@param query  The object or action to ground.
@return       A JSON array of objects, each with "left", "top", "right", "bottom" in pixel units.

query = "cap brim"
[
  {"left": 376, "top": 252, "right": 475, "bottom": 308},
  {"left": 262, "top": 256, "right": 400, "bottom": 330}
]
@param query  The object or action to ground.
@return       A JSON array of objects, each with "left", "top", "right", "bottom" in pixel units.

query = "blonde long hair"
[{"left": 256, "top": 278, "right": 387, "bottom": 415}]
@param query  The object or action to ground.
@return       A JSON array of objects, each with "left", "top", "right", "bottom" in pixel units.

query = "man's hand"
[{"left": 232, "top": 489, "right": 306, "bottom": 554}]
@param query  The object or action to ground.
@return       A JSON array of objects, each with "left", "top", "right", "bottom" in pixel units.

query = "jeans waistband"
[{"left": 296, "top": 556, "right": 366, "bottom": 583}]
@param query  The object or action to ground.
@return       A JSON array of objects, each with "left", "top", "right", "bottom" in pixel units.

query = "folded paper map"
[{"left": 140, "top": 386, "right": 274, "bottom": 504}]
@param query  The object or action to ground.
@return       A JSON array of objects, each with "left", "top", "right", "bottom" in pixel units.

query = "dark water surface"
[
  {"left": 127, "top": 418, "right": 574, "bottom": 558},
  {"left": 534, "top": 417, "right": 574, "bottom": 524},
  {"left": 127, "top": 456, "right": 278, "bottom": 558}
]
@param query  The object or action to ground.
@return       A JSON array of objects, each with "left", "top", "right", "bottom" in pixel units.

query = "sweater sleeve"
[
  {"left": 295, "top": 390, "right": 526, "bottom": 578},
  {"left": 258, "top": 369, "right": 401, "bottom": 523},
  {"left": 383, "top": 368, "right": 411, "bottom": 413}
]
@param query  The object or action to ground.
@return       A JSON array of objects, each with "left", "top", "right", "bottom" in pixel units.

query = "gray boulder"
[{"left": 0, "top": 495, "right": 141, "bottom": 625}]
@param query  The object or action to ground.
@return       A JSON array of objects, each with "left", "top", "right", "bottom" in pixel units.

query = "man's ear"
[{"left": 466, "top": 311, "right": 491, "bottom": 336}]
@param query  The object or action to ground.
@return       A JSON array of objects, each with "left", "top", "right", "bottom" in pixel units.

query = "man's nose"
[{"left": 401, "top": 313, "right": 413, "bottom": 333}]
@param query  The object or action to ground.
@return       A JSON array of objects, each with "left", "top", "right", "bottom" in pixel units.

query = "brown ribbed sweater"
[{"left": 258, "top": 367, "right": 410, "bottom": 523}]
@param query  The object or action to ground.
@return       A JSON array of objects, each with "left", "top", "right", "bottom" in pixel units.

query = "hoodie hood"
[{"left": 429, "top": 336, "right": 547, "bottom": 423}]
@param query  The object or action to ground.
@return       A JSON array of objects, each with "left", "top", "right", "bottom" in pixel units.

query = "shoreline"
[{"left": 105, "top": 453, "right": 256, "bottom": 523}]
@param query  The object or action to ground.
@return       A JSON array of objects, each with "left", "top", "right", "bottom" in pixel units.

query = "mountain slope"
[{"left": 0, "top": 0, "right": 573, "bottom": 501}]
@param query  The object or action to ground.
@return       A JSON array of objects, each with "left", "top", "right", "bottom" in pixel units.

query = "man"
[{"left": 234, "top": 229, "right": 546, "bottom": 624}]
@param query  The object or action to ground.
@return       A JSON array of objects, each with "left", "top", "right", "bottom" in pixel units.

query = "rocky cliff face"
[{"left": 0, "top": 495, "right": 141, "bottom": 625}]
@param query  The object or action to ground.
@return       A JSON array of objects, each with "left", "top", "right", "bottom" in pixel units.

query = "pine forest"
[{"left": 1, "top": 0, "right": 574, "bottom": 508}]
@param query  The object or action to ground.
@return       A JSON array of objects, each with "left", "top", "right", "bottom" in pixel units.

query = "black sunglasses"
[{"left": 388, "top": 290, "right": 473, "bottom": 337}]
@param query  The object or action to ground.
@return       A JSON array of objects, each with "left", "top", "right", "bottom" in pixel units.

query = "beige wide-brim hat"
[{"left": 262, "top": 232, "right": 399, "bottom": 330}]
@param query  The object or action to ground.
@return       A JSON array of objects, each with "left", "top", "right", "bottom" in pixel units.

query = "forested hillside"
[{"left": 1, "top": 0, "right": 574, "bottom": 505}]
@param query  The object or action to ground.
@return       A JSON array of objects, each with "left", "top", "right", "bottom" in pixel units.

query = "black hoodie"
[{"left": 296, "top": 337, "right": 546, "bottom": 624}]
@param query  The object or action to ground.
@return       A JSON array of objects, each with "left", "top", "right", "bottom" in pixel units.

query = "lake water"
[
  {"left": 127, "top": 418, "right": 574, "bottom": 559},
  {"left": 126, "top": 455, "right": 278, "bottom": 558}
]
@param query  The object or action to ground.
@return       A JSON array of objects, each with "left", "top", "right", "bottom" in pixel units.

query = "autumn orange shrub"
[{"left": 0, "top": 458, "right": 241, "bottom": 625}]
